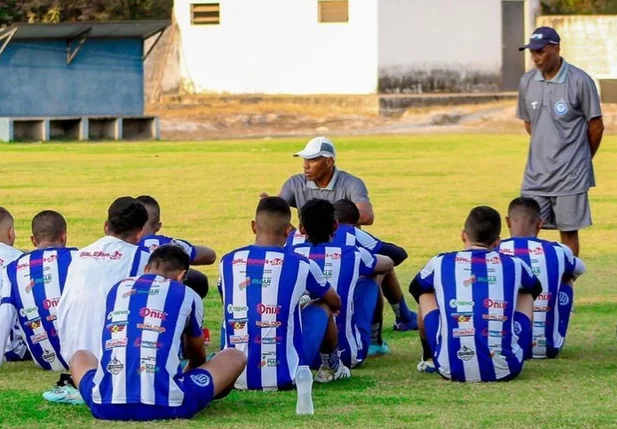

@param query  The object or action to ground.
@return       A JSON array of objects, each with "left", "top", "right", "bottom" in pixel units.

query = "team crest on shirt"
[
  {"left": 190, "top": 373, "right": 211, "bottom": 387},
  {"left": 457, "top": 346, "right": 475, "bottom": 362},
  {"left": 554, "top": 100, "right": 568, "bottom": 116},
  {"left": 42, "top": 349, "right": 56, "bottom": 363},
  {"left": 558, "top": 291, "right": 570, "bottom": 306},
  {"left": 107, "top": 357, "right": 124, "bottom": 375}
]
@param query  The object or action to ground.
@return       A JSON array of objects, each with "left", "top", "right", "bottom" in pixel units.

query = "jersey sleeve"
[
  {"left": 305, "top": 259, "right": 331, "bottom": 299},
  {"left": 173, "top": 239, "right": 197, "bottom": 263},
  {"left": 518, "top": 259, "right": 542, "bottom": 299},
  {"left": 409, "top": 256, "right": 438, "bottom": 301},
  {"left": 0, "top": 269, "right": 17, "bottom": 367},
  {"left": 516, "top": 76, "right": 530, "bottom": 121},
  {"left": 279, "top": 176, "right": 298, "bottom": 208},
  {"left": 580, "top": 74, "right": 602, "bottom": 121},
  {"left": 358, "top": 247, "right": 377, "bottom": 276},
  {"left": 186, "top": 290, "right": 204, "bottom": 338},
  {"left": 347, "top": 176, "right": 370, "bottom": 204},
  {"left": 354, "top": 228, "right": 382, "bottom": 253},
  {"left": 558, "top": 243, "right": 586, "bottom": 278}
]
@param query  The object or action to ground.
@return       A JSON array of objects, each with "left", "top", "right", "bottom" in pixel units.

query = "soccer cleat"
[
  {"left": 314, "top": 364, "right": 351, "bottom": 383},
  {"left": 416, "top": 359, "right": 437, "bottom": 374},
  {"left": 368, "top": 341, "right": 392, "bottom": 357},
  {"left": 393, "top": 311, "right": 419, "bottom": 332},
  {"left": 42, "top": 385, "right": 85, "bottom": 405}
]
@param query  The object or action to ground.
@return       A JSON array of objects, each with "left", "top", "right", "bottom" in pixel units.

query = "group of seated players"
[{"left": 0, "top": 193, "right": 585, "bottom": 420}]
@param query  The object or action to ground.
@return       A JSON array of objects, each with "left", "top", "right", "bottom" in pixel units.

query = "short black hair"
[
  {"left": 32, "top": 211, "right": 66, "bottom": 242},
  {"left": 464, "top": 206, "right": 501, "bottom": 246},
  {"left": 0, "top": 207, "right": 14, "bottom": 227},
  {"left": 255, "top": 197, "right": 291, "bottom": 235},
  {"left": 147, "top": 244, "right": 190, "bottom": 274},
  {"left": 136, "top": 195, "right": 161, "bottom": 225},
  {"left": 508, "top": 197, "right": 541, "bottom": 221},
  {"left": 334, "top": 199, "right": 360, "bottom": 225},
  {"left": 299, "top": 199, "right": 336, "bottom": 245},
  {"left": 107, "top": 197, "right": 149, "bottom": 237}
]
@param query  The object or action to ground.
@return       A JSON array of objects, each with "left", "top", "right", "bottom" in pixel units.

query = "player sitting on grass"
[
  {"left": 218, "top": 197, "right": 345, "bottom": 390},
  {"left": 137, "top": 195, "right": 215, "bottom": 299},
  {"left": 0, "top": 211, "right": 77, "bottom": 371},
  {"left": 499, "top": 197, "right": 585, "bottom": 359},
  {"left": 292, "top": 199, "right": 394, "bottom": 370},
  {"left": 410, "top": 206, "right": 542, "bottom": 382},
  {"left": 70, "top": 245, "right": 246, "bottom": 421},
  {"left": 0, "top": 207, "right": 29, "bottom": 363},
  {"left": 53, "top": 197, "right": 151, "bottom": 403}
]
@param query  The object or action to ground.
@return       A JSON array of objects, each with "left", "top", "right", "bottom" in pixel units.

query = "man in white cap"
[{"left": 261, "top": 137, "right": 374, "bottom": 225}]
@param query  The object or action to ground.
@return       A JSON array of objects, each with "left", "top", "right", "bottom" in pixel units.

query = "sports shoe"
[
  {"left": 368, "top": 341, "right": 392, "bottom": 357},
  {"left": 314, "top": 364, "right": 351, "bottom": 383},
  {"left": 416, "top": 359, "right": 437, "bottom": 374},
  {"left": 42, "top": 385, "right": 85, "bottom": 405},
  {"left": 393, "top": 312, "right": 419, "bottom": 332}
]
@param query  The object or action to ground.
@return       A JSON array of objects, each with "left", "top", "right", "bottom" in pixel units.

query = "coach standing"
[
  {"left": 261, "top": 137, "right": 374, "bottom": 225},
  {"left": 517, "top": 27, "right": 604, "bottom": 256}
]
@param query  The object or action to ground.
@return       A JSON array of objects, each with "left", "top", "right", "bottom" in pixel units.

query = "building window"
[
  {"left": 318, "top": 0, "right": 349, "bottom": 23},
  {"left": 191, "top": 3, "right": 220, "bottom": 25}
]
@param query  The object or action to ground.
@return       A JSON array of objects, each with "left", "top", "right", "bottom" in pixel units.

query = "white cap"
[{"left": 293, "top": 137, "right": 336, "bottom": 159}]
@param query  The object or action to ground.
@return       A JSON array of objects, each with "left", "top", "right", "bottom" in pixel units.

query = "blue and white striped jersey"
[
  {"left": 218, "top": 245, "right": 331, "bottom": 391},
  {"left": 0, "top": 247, "right": 76, "bottom": 370},
  {"left": 286, "top": 225, "right": 383, "bottom": 254},
  {"left": 292, "top": 242, "right": 376, "bottom": 367},
  {"left": 57, "top": 236, "right": 150, "bottom": 363},
  {"left": 139, "top": 234, "right": 197, "bottom": 264},
  {"left": 499, "top": 238, "right": 585, "bottom": 358},
  {"left": 412, "top": 249, "right": 540, "bottom": 382},
  {"left": 0, "top": 243, "right": 28, "bottom": 360},
  {"left": 88, "top": 274, "right": 204, "bottom": 406}
]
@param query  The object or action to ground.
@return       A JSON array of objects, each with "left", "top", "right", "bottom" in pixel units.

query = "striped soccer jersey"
[
  {"left": 292, "top": 242, "right": 376, "bottom": 367},
  {"left": 499, "top": 238, "right": 585, "bottom": 357},
  {"left": 413, "top": 249, "right": 540, "bottom": 382},
  {"left": 139, "top": 234, "right": 197, "bottom": 264},
  {"left": 218, "top": 245, "right": 330, "bottom": 391},
  {"left": 89, "top": 274, "right": 204, "bottom": 406},
  {"left": 0, "top": 247, "right": 77, "bottom": 370},
  {"left": 0, "top": 243, "right": 28, "bottom": 360},
  {"left": 286, "top": 225, "right": 383, "bottom": 254}
]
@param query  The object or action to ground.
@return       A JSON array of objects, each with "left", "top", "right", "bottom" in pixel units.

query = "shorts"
[
  {"left": 301, "top": 304, "right": 329, "bottom": 369},
  {"left": 523, "top": 193, "right": 591, "bottom": 231},
  {"left": 79, "top": 368, "right": 215, "bottom": 421}
]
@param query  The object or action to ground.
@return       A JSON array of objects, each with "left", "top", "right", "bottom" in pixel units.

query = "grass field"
[{"left": 1, "top": 135, "right": 617, "bottom": 429}]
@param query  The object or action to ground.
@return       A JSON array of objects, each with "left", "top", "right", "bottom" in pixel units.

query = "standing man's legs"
[
  {"left": 554, "top": 193, "right": 592, "bottom": 257},
  {"left": 559, "top": 231, "right": 580, "bottom": 257}
]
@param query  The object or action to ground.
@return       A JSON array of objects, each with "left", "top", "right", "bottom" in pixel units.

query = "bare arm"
[
  {"left": 183, "top": 333, "right": 206, "bottom": 372},
  {"left": 319, "top": 287, "right": 342, "bottom": 315},
  {"left": 588, "top": 117, "right": 604, "bottom": 158},
  {"left": 373, "top": 255, "right": 394, "bottom": 274},
  {"left": 524, "top": 121, "right": 531, "bottom": 136},
  {"left": 515, "top": 292, "right": 534, "bottom": 321},
  {"left": 356, "top": 202, "right": 374, "bottom": 226},
  {"left": 192, "top": 245, "right": 217, "bottom": 265}
]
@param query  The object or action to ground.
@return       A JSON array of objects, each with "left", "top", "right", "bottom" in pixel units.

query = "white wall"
[
  {"left": 377, "top": 0, "right": 502, "bottom": 92},
  {"left": 175, "top": 0, "right": 379, "bottom": 94}
]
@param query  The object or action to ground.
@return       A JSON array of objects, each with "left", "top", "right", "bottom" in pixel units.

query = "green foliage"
[{"left": 542, "top": 0, "right": 617, "bottom": 14}]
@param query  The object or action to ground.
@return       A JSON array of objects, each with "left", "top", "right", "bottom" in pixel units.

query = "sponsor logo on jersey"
[
  {"left": 19, "top": 306, "right": 38, "bottom": 318},
  {"left": 79, "top": 250, "right": 123, "bottom": 260},
  {"left": 30, "top": 333, "right": 48, "bottom": 344},
  {"left": 139, "top": 307, "right": 167, "bottom": 321},
  {"left": 106, "top": 322, "right": 128, "bottom": 333},
  {"left": 107, "top": 357, "right": 124, "bottom": 375},
  {"left": 259, "top": 358, "right": 280, "bottom": 368},
  {"left": 483, "top": 298, "right": 508, "bottom": 309},
  {"left": 105, "top": 338, "right": 128, "bottom": 350},
  {"left": 254, "top": 336, "right": 282, "bottom": 345},
  {"left": 449, "top": 299, "right": 474, "bottom": 308},
  {"left": 482, "top": 314, "right": 508, "bottom": 322},
  {"left": 482, "top": 328, "right": 509, "bottom": 337},
  {"left": 134, "top": 338, "right": 163, "bottom": 349},
  {"left": 452, "top": 328, "right": 475, "bottom": 338},
  {"left": 257, "top": 304, "right": 281, "bottom": 315},
  {"left": 230, "top": 335, "right": 249, "bottom": 344},
  {"left": 138, "top": 364, "right": 160, "bottom": 374},
  {"left": 43, "top": 298, "right": 60, "bottom": 310},
  {"left": 227, "top": 304, "right": 248, "bottom": 314},
  {"left": 228, "top": 318, "right": 248, "bottom": 330},
  {"left": 42, "top": 349, "right": 56, "bottom": 363},
  {"left": 537, "top": 292, "right": 552, "bottom": 301},
  {"left": 107, "top": 310, "right": 130, "bottom": 320},
  {"left": 25, "top": 318, "right": 42, "bottom": 330},
  {"left": 256, "top": 320, "right": 282, "bottom": 328},
  {"left": 534, "top": 305, "right": 550, "bottom": 312},
  {"left": 457, "top": 346, "right": 475, "bottom": 361},
  {"left": 137, "top": 323, "right": 166, "bottom": 333},
  {"left": 451, "top": 312, "right": 473, "bottom": 323}
]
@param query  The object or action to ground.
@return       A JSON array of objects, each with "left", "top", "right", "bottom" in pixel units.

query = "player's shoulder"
[{"left": 220, "top": 245, "right": 254, "bottom": 263}]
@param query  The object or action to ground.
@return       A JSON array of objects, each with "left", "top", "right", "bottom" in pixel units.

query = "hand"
[{"left": 259, "top": 192, "right": 270, "bottom": 200}]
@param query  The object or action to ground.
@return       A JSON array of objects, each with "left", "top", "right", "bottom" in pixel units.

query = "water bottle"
[{"left": 295, "top": 365, "right": 314, "bottom": 415}]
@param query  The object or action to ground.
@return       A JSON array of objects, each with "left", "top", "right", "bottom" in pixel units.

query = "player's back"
[
  {"left": 292, "top": 242, "right": 374, "bottom": 367},
  {"left": 57, "top": 236, "right": 150, "bottom": 361},
  {"left": 0, "top": 242, "right": 22, "bottom": 268},
  {"left": 89, "top": 274, "right": 203, "bottom": 406},
  {"left": 332, "top": 224, "right": 383, "bottom": 254},
  {"left": 3, "top": 247, "right": 76, "bottom": 370},
  {"left": 429, "top": 249, "right": 531, "bottom": 382},
  {"left": 219, "top": 245, "right": 311, "bottom": 391},
  {"left": 499, "top": 237, "right": 581, "bottom": 357}
]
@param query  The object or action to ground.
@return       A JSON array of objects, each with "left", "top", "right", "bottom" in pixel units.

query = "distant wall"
[
  {"left": 377, "top": 0, "right": 502, "bottom": 93},
  {"left": 0, "top": 39, "right": 144, "bottom": 117},
  {"left": 175, "top": 0, "right": 379, "bottom": 94},
  {"left": 536, "top": 15, "right": 617, "bottom": 91}
]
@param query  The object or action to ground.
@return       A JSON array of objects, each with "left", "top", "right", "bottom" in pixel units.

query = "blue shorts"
[
  {"left": 301, "top": 304, "right": 329, "bottom": 369},
  {"left": 79, "top": 368, "right": 215, "bottom": 421}
]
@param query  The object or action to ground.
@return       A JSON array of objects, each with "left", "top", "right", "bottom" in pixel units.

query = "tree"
[{"left": 542, "top": 0, "right": 617, "bottom": 14}]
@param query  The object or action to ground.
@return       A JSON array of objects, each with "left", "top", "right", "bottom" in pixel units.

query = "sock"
[
  {"left": 421, "top": 338, "right": 432, "bottom": 361},
  {"left": 391, "top": 303, "right": 401, "bottom": 319},
  {"left": 371, "top": 322, "right": 383, "bottom": 345},
  {"left": 320, "top": 350, "right": 341, "bottom": 372}
]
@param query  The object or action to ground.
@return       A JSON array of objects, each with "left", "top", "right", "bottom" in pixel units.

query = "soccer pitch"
[{"left": 1, "top": 135, "right": 617, "bottom": 429}]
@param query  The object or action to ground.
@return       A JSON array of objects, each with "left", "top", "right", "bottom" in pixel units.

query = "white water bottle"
[{"left": 295, "top": 365, "right": 314, "bottom": 415}]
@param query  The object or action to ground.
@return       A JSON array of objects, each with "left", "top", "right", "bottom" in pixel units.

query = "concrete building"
[
  {"left": 0, "top": 21, "right": 168, "bottom": 141},
  {"left": 174, "top": 0, "right": 540, "bottom": 95}
]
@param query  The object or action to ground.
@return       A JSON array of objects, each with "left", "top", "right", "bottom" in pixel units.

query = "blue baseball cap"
[{"left": 519, "top": 27, "right": 561, "bottom": 51}]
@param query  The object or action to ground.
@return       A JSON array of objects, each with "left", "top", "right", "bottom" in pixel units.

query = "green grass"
[{"left": 1, "top": 135, "right": 616, "bottom": 429}]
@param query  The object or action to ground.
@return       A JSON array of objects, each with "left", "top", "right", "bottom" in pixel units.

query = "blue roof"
[{"left": 0, "top": 21, "right": 169, "bottom": 41}]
